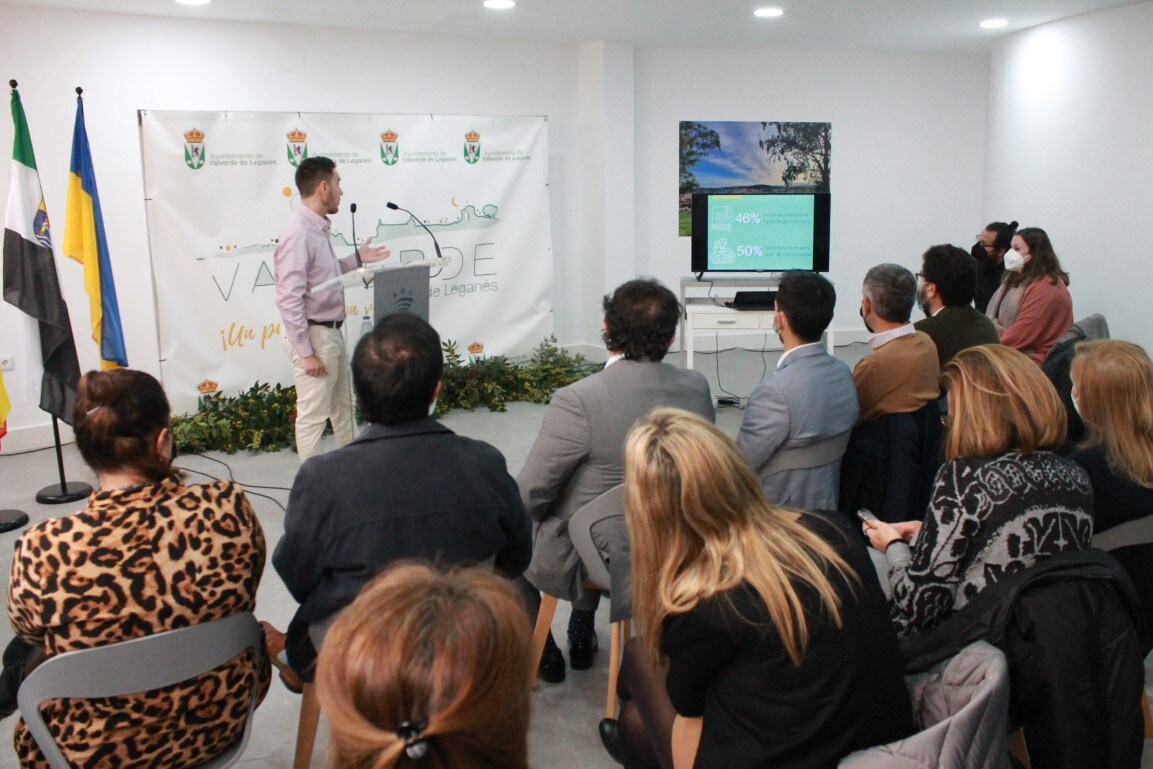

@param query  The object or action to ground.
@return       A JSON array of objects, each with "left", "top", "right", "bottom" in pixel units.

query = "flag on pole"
[
  {"left": 0, "top": 369, "right": 10, "bottom": 449},
  {"left": 3, "top": 82, "right": 82, "bottom": 425},
  {"left": 64, "top": 89, "right": 127, "bottom": 369}
]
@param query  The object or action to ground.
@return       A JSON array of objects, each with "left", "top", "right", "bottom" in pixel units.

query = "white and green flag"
[{"left": 2, "top": 85, "right": 81, "bottom": 424}]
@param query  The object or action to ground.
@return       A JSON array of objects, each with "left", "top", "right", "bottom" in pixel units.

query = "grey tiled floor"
[{"left": 1, "top": 347, "right": 1151, "bottom": 767}]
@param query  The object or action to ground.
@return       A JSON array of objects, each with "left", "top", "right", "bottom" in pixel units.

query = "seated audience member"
[
  {"left": 1069, "top": 340, "right": 1153, "bottom": 534},
  {"left": 864, "top": 345, "right": 1093, "bottom": 637},
  {"left": 736, "top": 271, "right": 858, "bottom": 510},
  {"left": 914, "top": 243, "right": 1000, "bottom": 368},
  {"left": 6, "top": 369, "right": 269, "bottom": 769},
  {"left": 519, "top": 278, "right": 714, "bottom": 683},
  {"left": 971, "top": 220, "right": 1017, "bottom": 313},
  {"left": 316, "top": 563, "right": 532, "bottom": 769},
  {"left": 985, "top": 226, "right": 1073, "bottom": 365},
  {"left": 271, "top": 313, "right": 531, "bottom": 684},
  {"left": 853, "top": 263, "right": 940, "bottom": 425},
  {"left": 605, "top": 409, "right": 914, "bottom": 769}
]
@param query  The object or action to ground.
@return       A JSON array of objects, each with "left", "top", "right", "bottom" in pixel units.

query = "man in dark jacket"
[
  {"left": 272, "top": 313, "right": 532, "bottom": 678},
  {"left": 914, "top": 243, "right": 1000, "bottom": 369}
]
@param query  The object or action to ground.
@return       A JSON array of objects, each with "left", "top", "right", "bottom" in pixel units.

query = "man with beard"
[
  {"left": 274, "top": 156, "right": 390, "bottom": 462},
  {"left": 972, "top": 220, "right": 1017, "bottom": 313},
  {"left": 736, "top": 271, "right": 858, "bottom": 510},
  {"left": 915, "top": 244, "right": 1000, "bottom": 368}
]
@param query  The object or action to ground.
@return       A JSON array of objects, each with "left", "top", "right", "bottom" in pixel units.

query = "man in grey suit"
[
  {"left": 737, "top": 271, "right": 858, "bottom": 511},
  {"left": 519, "top": 278, "right": 714, "bottom": 682}
]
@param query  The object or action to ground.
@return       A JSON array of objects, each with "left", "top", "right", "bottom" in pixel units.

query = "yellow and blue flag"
[{"left": 64, "top": 91, "right": 127, "bottom": 369}]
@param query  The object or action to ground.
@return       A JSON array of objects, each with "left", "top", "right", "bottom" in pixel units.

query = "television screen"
[{"left": 691, "top": 192, "right": 830, "bottom": 273}]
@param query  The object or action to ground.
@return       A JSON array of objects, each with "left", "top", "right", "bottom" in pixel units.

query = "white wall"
[
  {"left": 635, "top": 47, "right": 991, "bottom": 333},
  {"left": 986, "top": 1, "right": 1153, "bottom": 348},
  {"left": 0, "top": 5, "right": 998, "bottom": 450},
  {"left": 0, "top": 5, "right": 582, "bottom": 449}
]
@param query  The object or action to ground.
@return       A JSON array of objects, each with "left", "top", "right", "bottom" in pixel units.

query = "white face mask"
[
  {"left": 1004, "top": 250, "right": 1027, "bottom": 272},
  {"left": 1071, "top": 393, "right": 1082, "bottom": 418}
]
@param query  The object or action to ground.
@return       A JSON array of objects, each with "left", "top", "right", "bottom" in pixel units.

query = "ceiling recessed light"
[
  {"left": 754, "top": 7, "right": 784, "bottom": 18},
  {"left": 484, "top": 0, "right": 515, "bottom": 8},
  {"left": 979, "top": 18, "right": 1009, "bottom": 29},
  {"left": 175, "top": 0, "right": 211, "bottom": 5}
]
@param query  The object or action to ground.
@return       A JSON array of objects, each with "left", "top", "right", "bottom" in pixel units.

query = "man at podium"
[{"left": 274, "top": 156, "right": 390, "bottom": 462}]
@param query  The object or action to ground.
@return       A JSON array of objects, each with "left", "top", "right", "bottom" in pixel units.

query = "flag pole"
[{"left": 34, "top": 416, "right": 91, "bottom": 504}]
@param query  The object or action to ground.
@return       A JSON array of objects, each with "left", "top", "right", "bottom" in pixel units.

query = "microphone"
[
  {"left": 349, "top": 202, "right": 363, "bottom": 268},
  {"left": 386, "top": 201, "right": 443, "bottom": 261}
]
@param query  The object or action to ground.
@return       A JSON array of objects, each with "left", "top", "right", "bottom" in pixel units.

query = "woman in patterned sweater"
[
  {"left": 864, "top": 345, "right": 1093, "bottom": 637},
  {"left": 6, "top": 369, "right": 269, "bottom": 768}
]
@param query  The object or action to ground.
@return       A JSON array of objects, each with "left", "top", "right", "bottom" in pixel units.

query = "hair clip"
[{"left": 397, "top": 719, "right": 429, "bottom": 760}]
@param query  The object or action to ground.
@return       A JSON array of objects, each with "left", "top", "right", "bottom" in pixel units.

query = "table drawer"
[{"left": 691, "top": 313, "right": 762, "bottom": 330}]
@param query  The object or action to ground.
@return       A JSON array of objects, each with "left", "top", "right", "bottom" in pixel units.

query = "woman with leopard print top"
[
  {"left": 863, "top": 345, "right": 1093, "bottom": 637},
  {"left": 6, "top": 369, "right": 270, "bottom": 769}
]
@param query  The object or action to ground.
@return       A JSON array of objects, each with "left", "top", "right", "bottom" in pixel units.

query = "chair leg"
[
  {"left": 1007, "top": 728, "right": 1030, "bottom": 769},
  {"left": 605, "top": 620, "right": 624, "bottom": 719},
  {"left": 531, "top": 594, "right": 560, "bottom": 670},
  {"left": 1143, "top": 689, "right": 1153, "bottom": 739},
  {"left": 294, "top": 683, "right": 321, "bottom": 769}
]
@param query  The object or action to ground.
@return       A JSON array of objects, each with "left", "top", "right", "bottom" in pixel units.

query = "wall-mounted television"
[{"left": 691, "top": 192, "right": 831, "bottom": 274}]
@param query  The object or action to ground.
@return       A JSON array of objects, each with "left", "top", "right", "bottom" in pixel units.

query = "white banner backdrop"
[{"left": 139, "top": 111, "right": 553, "bottom": 414}]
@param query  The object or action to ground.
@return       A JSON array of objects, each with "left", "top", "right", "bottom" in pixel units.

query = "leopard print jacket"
[{"left": 7, "top": 478, "right": 270, "bottom": 768}]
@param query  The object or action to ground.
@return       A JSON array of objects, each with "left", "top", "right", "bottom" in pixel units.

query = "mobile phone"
[{"left": 857, "top": 509, "right": 878, "bottom": 525}]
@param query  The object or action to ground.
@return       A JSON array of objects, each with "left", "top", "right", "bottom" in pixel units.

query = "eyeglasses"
[{"left": 974, "top": 236, "right": 997, "bottom": 251}]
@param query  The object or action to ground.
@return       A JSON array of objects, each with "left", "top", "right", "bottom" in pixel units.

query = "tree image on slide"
[
  {"left": 758, "top": 121, "right": 831, "bottom": 192},
  {"left": 679, "top": 121, "right": 721, "bottom": 194}
]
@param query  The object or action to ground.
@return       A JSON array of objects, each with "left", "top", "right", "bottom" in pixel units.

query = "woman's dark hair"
[
  {"left": 1006, "top": 226, "right": 1070, "bottom": 289},
  {"left": 73, "top": 369, "right": 173, "bottom": 482}
]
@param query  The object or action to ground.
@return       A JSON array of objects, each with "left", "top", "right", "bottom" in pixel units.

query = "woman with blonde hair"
[
  {"left": 608, "top": 408, "right": 912, "bottom": 769},
  {"left": 865, "top": 345, "right": 1093, "bottom": 637},
  {"left": 316, "top": 562, "right": 533, "bottom": 769},
  {"left": 1069, "top": 340, "right": 1153, "bottom": 534}
]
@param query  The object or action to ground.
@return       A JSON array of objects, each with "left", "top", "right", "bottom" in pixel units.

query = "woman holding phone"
[{"left": 864, "top": 345, "right": 1093, "bottom": 637}]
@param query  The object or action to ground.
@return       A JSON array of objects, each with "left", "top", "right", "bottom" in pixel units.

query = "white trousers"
[{"left": 282, "top": 325, "right": 355, "bottom": 462}]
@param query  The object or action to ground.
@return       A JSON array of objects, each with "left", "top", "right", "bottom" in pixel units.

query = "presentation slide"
[{"left": 706, "top": 194, "right": 815, "bottom": 271}]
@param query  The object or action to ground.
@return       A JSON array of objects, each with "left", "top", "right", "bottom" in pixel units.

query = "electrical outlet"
[{"left": 0, "top": 354, "right": 14, "bottom": 372}]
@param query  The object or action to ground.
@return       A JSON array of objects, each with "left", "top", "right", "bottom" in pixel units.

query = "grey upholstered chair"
[{"left": 531, "top": 483, "right": 630, "bottom": 719}]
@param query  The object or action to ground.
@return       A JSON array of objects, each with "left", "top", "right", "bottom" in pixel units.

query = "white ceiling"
[{"left": 1, "top": 0, "right": 1145, "bottom": 52}]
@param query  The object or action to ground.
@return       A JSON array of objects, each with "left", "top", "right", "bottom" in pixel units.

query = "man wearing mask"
[
  {"left": 854, "top": 263, "right": 940, "bottom": 425},
  {"left": 737, "top": 272, "right": 859, "bottom": 511},
  {"left": 915, "top": 244, "right": 1000, "bottom": 368},
  {"left": 971, "top": 220, "right": 1018, "bottom": 313}
]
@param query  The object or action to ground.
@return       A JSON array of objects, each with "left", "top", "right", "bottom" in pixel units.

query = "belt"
[{"left": 307, "top": 319, "right": 343, "bottom": 329}]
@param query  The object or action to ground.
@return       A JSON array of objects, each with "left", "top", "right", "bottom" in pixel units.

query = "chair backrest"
[
  {"left": 840, "top": 641, "right": 1011, "bottom": 769},
  {"left": 839, "top": 400, "right": 943, "bottom": 523},
  {"left": 759, "top": 429, "right": 851, "bottom": 478},
  {"left": 18, "top": 612, "right": 264, "bottom": 769},
  {"left": 569, "top": 484, "right": 624, "bottom": 591}
]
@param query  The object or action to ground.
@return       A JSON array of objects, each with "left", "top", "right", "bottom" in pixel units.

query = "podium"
[{"left": 373, "top": 263, "right": 431, "bottom": 324}]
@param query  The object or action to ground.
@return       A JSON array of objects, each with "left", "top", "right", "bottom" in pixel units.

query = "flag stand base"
[
  {"left": 35, "top": 482, "right": 91, "bottom": 505},
  {"left": 0, "top": 510, "right": 30, "bottom": 533}
]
